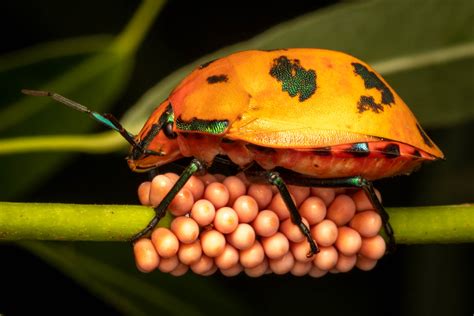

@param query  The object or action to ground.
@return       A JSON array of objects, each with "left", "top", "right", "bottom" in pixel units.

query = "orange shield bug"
[{"left": 23, "top": 48, "right": 444, "bottom": 257}]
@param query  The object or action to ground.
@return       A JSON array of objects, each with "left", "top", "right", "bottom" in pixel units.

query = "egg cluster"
[{"left": 133, "top": 173, "right": 386, "bottom": 277}]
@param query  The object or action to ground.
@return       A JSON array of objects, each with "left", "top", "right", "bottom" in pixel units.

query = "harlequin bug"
[{"left": 23, "top": 48, "right": 443, "bottom": 257}]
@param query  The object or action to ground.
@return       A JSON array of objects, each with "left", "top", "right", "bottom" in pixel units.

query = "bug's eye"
[{"left": 164, "top": 122, "right": 177, "bottom": 139}]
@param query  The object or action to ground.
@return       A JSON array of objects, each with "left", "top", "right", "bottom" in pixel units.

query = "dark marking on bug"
[
  {"left": 412, "top": 150, "right": 422, "bottom": 158},
  {"left": 176, "top": 116, "right": 228, "bottom": 134},
  {"left": 352, "top": 62, "right": 394, "bottom": 113},
  {"left": 313, "top": 147, "right": 332, "bottom": 156},
  {"left": 269, "top": 56, "right": 317, "bottom": 102},
  {"left": 346, "top": 142, "right": 370, "bottom": 157},
  {"left": 138, "top": 123, "right": 160, "bottom": 153},
  {"left": 163, "top": 122, "right": 177, "bottom": 139},
  {"left": 383, "top": 143, "right": 400, "bottom": 159},
  {"left": 416, "top": 123, "right": 434, "bottom": 148},
  {"left": 207, "top": 74, "right": 228, "bottom": 84},
  {"left": 199, "top": 59, "right": 217, "bottom": 69},
  {"left": 133, "top": 103, "right": 174, "bottom": 159},
  {"left": 357, "top": 95, "right": 385, "bottom": 113},
  {"left": 246, "top": 144, "right": 277, "bottom": 154},
  {"left": 221, "top": 138, "right": 235, "bottom": 144}
]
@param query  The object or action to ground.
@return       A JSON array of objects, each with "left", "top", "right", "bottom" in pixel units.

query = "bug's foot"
[
  {"left": 306, "top": 237, "right": 320, "bottom": 258},
  {"left": 385, "top": 225, "right": 397, "bottom": 254},
  {"left": 380, "top": 217, "right": 396, "bottom": 254},
  {"left": 130, "top": 210, "right": 161, "bottom": 243},
  {"left": 299, "top": 221, "right": 319, "bottom": 257}
]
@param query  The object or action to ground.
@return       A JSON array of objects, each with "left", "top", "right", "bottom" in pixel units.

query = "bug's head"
[{"left": 127, "top": 100, "right": 182, "bottom": 172}]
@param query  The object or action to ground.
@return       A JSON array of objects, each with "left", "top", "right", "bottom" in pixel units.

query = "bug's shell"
[
  {"left": 130, "top": 48, "right": 444, "bottom": 176},
  {"left": 169, "top": 48, "right": 443, "bottom": 158}
]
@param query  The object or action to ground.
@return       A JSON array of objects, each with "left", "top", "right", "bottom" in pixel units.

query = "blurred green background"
[{"left": 0, "top": 0, "right": 473, "bottom": 315}]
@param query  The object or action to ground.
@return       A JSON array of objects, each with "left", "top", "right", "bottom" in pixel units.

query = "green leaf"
[
  {"left": 0, "top": 35, "right": 113, "bottom": 129},
  {"left": 122, "top": 0, "right": 474, "bottom": 132},
  {"left": 1, "top": 0, "right": 471, "bottom": 156},
  {"left": 0, "top": 47, "right": 132, "bottom": 199},
  {"left": 0, "top": 0, "right": 164, "bottom": 199}
]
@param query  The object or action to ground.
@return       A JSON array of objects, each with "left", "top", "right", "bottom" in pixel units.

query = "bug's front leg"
[{"left": 131, "top": 158, "right": 207, "bottom": 242}]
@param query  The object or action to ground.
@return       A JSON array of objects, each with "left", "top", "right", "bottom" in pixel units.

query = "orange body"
[{"left": 128, "top": 49, "right": 443, "bottom": 179}]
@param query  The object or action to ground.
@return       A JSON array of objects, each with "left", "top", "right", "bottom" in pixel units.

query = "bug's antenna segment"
[
  {"left": 22, "top": 89, "right": 90, "bottom": 113},
  {"left": 21, "top": 89, "right": 142, "bottom": 150},
  {"left": 102, "top": 113, "right": 142, "bottom": 149}
]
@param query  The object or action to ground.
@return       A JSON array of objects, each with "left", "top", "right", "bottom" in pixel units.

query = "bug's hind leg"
[
  {"left": 280, "top": 173, "right": 395, "bottom": 253},
  {"left": 131, "top": 159, "right": 206, "bottom": 242}
]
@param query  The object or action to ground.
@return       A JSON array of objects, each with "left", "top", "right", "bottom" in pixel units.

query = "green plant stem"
[
  {"left": 0, "top": 202, "right": 472, "bottom": 243},
  {"left": 388, "top": 204, "right": 474, "bottom": 244},
  {"left": 0, "top": 202, "right": 174, "bottom": 241}
]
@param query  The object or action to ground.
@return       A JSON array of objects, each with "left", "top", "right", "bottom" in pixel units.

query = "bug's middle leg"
[{"left": 246, "top": 169, "right": 319, "bottom": 257}]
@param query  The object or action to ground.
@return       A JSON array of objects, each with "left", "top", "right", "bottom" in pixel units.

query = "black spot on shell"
[
  {"left": 357, "top": 96, "right": 384, "bottom": 113},
  {"left": 269, "top": 56, "right": 317, "bottom": 102},
  {"left": 416, "top": 123, "right": 434, "bottom": 148},
  {"left": 352, "top": 62, "right": 394, "bottom": 113},
  {"left": 207, "top": 74, "right": 228, "bottom": 84},
  {"left": 383, "top": 143, "right": 400, "bottom": 159},
  {"left": 346, "top": 142, "right": 370, "bottom": 157}
]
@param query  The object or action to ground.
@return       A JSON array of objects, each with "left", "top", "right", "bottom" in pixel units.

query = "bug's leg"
[
  {"left": 359, "top": 179, "right": 395, "bottom": 252},
  {"left": 281, "top": 174, "right": 395, "bottom": 252},
  {"left": 266, "top": 171, "right": 319, "bottom": 257},
  {"left": 131, "top": 158, "right": 206, "bottom": 242}
]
